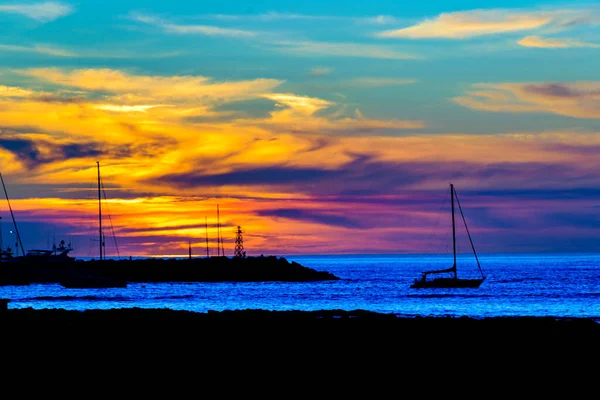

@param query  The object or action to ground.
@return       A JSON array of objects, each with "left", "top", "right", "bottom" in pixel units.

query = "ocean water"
[{"left": 1, "top": 253, "right": 600, "bottom": 320}]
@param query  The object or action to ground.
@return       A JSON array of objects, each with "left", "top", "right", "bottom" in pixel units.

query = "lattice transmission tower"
[{"left": 234, "top": 226, "right": 246, "bottom": 258}]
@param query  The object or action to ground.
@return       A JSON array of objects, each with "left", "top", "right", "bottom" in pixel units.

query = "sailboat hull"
[{"left": 410, "top": 277, "right": 485, "bottom": 289}]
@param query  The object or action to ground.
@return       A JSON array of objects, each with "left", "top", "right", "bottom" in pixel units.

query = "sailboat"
[
  {"left": 59, "top": 161, "right": 128, "bottom": 289},
  {"left": 410, "top": 183, "right": 485, "bottom": 289}
]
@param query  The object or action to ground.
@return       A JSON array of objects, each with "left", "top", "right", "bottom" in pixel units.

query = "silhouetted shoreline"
[
  {"left": 3, "top": 307, "right": 598, "bottom": 371},
  {"left": 3, "top": 307, "right": 599, "bottom": 342}
]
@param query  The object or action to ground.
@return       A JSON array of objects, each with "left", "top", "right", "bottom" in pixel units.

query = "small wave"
[
  {"left": 498, "top": 277, "right": 544, "bottom": 283},
  {"left": 154, "top": 294, "right": 195, "bottom": 300},
  {"left": 407, "top": 293, "right": 493, "bottom": 299},
  {"left": 29, "top": 295, "right": 130, "bottom": 301}
]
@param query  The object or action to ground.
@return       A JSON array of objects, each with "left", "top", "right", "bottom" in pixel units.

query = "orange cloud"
[{"left": 3, "top": 68, "right": 600, "bottom": 255}]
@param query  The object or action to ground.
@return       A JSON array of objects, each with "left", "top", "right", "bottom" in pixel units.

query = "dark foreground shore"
[
  {"left": 3, "top": 307, "right": 599, "bottom": 349},
  {"left": 2, "top": 307, "right": 598, "bottom": 385}
]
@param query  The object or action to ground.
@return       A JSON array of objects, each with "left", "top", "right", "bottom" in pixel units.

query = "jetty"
[
  {"left": 0, "top": 255, "right": 340, "bottom": 285},
  {"left": 0, "top": 164, "right": 339, "bottom": 286}
]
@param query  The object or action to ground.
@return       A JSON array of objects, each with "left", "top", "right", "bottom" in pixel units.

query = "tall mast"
[
  {"left": 205, "top": 216, "right": 209, "bottom": 258},
  {"left": 217, "top": 204, "right": 225, "bottom": 256},
  {"left": 451, "top": 183, "right": 457, "bottom": 278},
  {"left": 0, "top": 172, "right": 24, "bottom": 256},
  {"left": 220, "top": 217, "right": 225, "bottom": 257},
  {"left": 217, "top": 205, "right": 221, "bottom": 257},
  {"left": 97, "top": 161, "right": 103, "bottom": 261}
]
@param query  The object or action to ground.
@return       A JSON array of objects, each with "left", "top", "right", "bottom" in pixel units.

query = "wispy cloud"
[
  {"left": 130, "top": 11, "right": 257, "bottom": 37},
  {"left": 203, "top": 12, "right": 336, "bottom": 22},
  {"left": 196, "top": 12, "right": 399, "bottom": 25},
  {"left": 362, "top": 15, "right": 398, "bottom": 25},
  {"left": 0, "top": 1, "right": 73, "bottom": 22},
  {"left": 517, "top": 35, "right": 600, "bottom": 48},
  {"left": 256, "top": 208, "right": 364, "bottom": 229},
  {"left": 94, "top": 105, "right": 161, "bottom": 113},
  {"left": 263, "top": 93, "right": 333, "bottom": 115},
  {"left": 376, "top": 8, "right": 597, "bottom": 39},
  {"left": 0, "top": 43, "right": 181, "bottom": 59},
  {"left": 351, "top": 77, "right": 418, "bottom": 87},
  {"left": 453, "top": 82, "right": 600, "bottom": 119},
  {"left": 270, "top": 40, "right": 421, "bottom": 60},
  {"left": 0, "top": 43, "right": 74, "bottom": 57},
  {"left": 256, "top": 93, "right": 425, "bottom": 134},
  {"left": 307, "top": 67, "right": 332, "bottom": 77}
]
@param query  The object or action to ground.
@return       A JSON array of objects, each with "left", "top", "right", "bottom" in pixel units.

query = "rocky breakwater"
[{"left": 1, "top": 255, "right": 340, "bottom": 284}]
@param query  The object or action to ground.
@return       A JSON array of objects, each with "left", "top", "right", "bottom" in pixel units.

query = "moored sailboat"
[
  {"left": 59, "top": 161, "right": 129, "bottom": 289},
  {"left": 410, "top": 183, "right": 485, "bottom": 289}
]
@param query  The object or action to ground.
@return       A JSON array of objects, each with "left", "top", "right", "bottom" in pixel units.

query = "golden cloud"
[
  {"left": 21, "top": 68, "right": 283, "bottom": 102},
  {"left": 376, "top": 9, "right": 590, "bottom": 39},
  {"left": 517, "top": 35, "right": 600, "bottom": 48}
]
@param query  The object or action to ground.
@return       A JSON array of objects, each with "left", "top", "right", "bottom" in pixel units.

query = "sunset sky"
[{"left": 0, "top": 0, "right": 599, "bottom": 257}]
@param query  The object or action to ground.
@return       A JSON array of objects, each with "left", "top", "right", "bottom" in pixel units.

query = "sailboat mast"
[
  {"left": 97, "top": 161, "right": 103, "bottom": 261},
  {"left": 205, "top": 216, "right": 209, "bottom": 258},
  {"left": 451, "top": 183, "right": 457, "bottom": 278},
  {"left": 0, "top": 172, "right": 24, "bottom": 256},
  {"left": 217, "top": 205, "right": 222, "bottom": 257}
]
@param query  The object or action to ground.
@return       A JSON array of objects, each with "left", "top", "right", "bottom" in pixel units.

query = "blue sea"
[{"left": 2, "top": 253, "right": 600, "bottom": 320}]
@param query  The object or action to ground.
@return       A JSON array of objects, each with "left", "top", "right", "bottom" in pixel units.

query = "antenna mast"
[
  {"left": 97, "top": 161, "right": 103, "bottom": 261},
  {"left": 0, "top": 172, "right": 24, "bottom": 256}
]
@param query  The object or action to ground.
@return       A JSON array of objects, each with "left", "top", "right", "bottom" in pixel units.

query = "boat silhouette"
[{"left": 410, "top": 183, "right": 486, "bottom": 289}]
